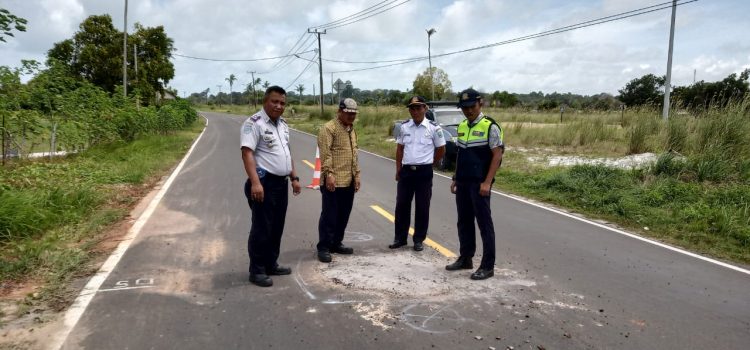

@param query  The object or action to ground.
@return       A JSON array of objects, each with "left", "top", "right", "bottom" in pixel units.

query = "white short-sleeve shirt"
[
  {"left": 240, "top": 109, "right": 292, "bottom": 177},
  {"left": 397, "top": 119, "right": 447, "bottom": 165}
]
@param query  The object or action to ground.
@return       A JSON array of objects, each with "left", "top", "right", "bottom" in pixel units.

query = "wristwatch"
[{"left": 290, "top": 176, "right": 300, "bottom": 182}]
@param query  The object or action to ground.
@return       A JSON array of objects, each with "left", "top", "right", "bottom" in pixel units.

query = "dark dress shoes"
[
  {"left": 470, "top": 268, "right": 494, "bottom": 280},
  {"left": 445, "top": 257, "right": 473, "bottom": 271},
  {"left": 413, "top": 241, "right": 424, "bottom": 251},
  {"left": 249, "top": 273, "right": 273, "bottom": 287},
  {"left": 267, "top": 265, "right": 292, "bottom": 275},
  {"left": 317, "top": 251, "right": 332, "bottom": 262},
  {"left": 331, "top": 244, "right": 354, "bottom": 254},
  {"left": 388, "top": 241, "right": 407, "bottom": 249}
]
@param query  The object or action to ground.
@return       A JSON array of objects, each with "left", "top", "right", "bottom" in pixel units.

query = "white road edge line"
[
  {"left": 48, "top": 115, "right": 210, "bottom": 350},
  {"left": 290, "top": 127, "right": 750, "bottom": 277}
]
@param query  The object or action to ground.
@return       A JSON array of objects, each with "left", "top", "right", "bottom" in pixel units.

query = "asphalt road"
[{"left": 55, "top": 111, "right": 750, "bottom": 350}]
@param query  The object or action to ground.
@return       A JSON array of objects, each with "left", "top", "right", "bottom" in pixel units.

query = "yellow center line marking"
[
  {"left": 302, "top": 159, "right": 314, "bottom": 169},
  {"left": 370, "top": 205, "right": 457, "bottom": 258}
]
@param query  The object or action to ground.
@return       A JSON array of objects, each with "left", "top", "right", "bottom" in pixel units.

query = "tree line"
[
  {"left": 1, "top": 12, "right": 196, "bottom": 163},
  {"left": 191, "top": 64, "right": 749, "bottom": 112}
]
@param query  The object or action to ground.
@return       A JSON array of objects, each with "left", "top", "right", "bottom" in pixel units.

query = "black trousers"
[
  {"left": 244, "top": 174, "right": 288, "bottom": 275},
  {"left": 455, "top": 180, "right": 496, "bottom": 269},
  {"left": 394, "top": 164, "right": 433, "bottom": 243},
  {"left": 317, "top": 183, "right": 355, "bottom": 252}
]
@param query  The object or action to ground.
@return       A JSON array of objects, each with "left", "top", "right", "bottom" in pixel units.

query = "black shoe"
[
  {"left": 413, "top": 241, "right": 424, "bottom": 251},
  {"left": 267, "top": 265, "right": 292, "bottom": 275},
  {"left": 445, "top": 257, "right": 473, "bottom": 271},
  {"left": 331, "top": 244, "right": 354, "bottom": 254},
  {"left": 249, "top": 274, "right": 273, "bottom": 287},
  {"left": 470, "top": 268, "right": 494, "bottom": 280},
  {"left": 317, "top": 251, "right": 332, "bottom": 263},
  {"left": 388, "top": 240, "right": 407, "bottom": 249}
]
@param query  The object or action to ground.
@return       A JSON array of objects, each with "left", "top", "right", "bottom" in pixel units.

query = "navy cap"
[
  {"left": 406, "top": 95, "right": 427, "bottom": 107},
  {"left": 457, "top": 88, "right": 482, "bottom": 107}
]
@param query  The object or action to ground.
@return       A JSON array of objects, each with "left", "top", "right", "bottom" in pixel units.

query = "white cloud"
[{"left": 1, "top": 0, "right": 748, "bottom": 96}]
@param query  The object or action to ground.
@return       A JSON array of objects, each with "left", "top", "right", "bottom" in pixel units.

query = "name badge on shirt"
[
  {"left": 472, "top": 131, "right": 485, "bottom": 137},
  {"left": 262, "top": 134, "right": 275, "bottom": 147}
]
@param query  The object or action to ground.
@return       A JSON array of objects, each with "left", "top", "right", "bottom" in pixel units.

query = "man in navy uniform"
[
  {"left": 390, "top": 96, "right": 446, "bottom": 251},
  {"left": 241, "top": 85, "right": 302, "bottom": 287},
  {"left": 446, "top": 88, "right": 504, "bottom": 280}
]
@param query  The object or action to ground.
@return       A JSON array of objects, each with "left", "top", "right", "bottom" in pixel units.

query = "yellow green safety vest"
[{"left": 455, "top": 116, "right": 498, "bottom": 181}]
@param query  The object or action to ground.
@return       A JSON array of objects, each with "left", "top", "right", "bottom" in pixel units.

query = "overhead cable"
[
  {"left": 310, "top": 0, "right": 411, "bottom": 31},
  {"left": 173, "top": 49, "right": 317, "bottom": 62},
  {"left": 330, "top": 0, "right": 697, "bottom": 73},
  {"left": 285, "top": 53, "right": 318, "bottom": 90}
]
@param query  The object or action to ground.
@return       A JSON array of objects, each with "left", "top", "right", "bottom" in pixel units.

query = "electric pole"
[
  {"left": 662, "top": 0, "right": 677, "bottom": 120},
  {"left": 123, "top": 0, "right": 128, "bottom": 97},
  {"left": 308, "top": 28, "right": 326, "bottom": 117},
  {"left": 247, "top": 71, "right": 257, "bottom": 109}
]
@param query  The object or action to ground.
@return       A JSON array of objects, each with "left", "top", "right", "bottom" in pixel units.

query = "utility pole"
[
  {"left": 662, "top": 0, "right": 677, "bottom": 120},
  {"left": 134, "top": 43, "right": 139, "bottom": 109},
  {"left": 247, "top": 71, "right": 257, "bottom": 109},
  {"left": 330, "top": 72, "right": 334, "bottom": 105},
  {"left": 427, "top": 28, "right": 436, "bottom": 101},
  {"left": 308, "top": 28, "right": 326, "bottom": 117},
  {"left": 217, "top": 85, "right": 222, "bottom": 106},
  {"left": 123, "top": 0, "right": 128, "bottom": 97}
]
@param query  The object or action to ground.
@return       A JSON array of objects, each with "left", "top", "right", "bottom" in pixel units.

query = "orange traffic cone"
[{"left": 306, "top": 147, "right": 321, "bottom": 189}]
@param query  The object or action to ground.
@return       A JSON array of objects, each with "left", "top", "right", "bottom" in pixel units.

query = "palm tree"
[
  {"left": 225, "top": 74, "right": 236, "bottom": 105},
  {"left": 296, "top": 84, "right": 305, "bottom": 104}
]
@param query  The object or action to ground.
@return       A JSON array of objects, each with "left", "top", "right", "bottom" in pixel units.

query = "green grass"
[
  {"left": 0, "top": 121, "right": 204, "bottom": 298},
  {"left": 496, "top": 165, "right": 750, "bottom": 263}
]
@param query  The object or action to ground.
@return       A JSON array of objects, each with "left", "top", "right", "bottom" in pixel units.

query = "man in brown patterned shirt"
[{"left": 316, "top": 98, "right": 361, "bottom": 263}]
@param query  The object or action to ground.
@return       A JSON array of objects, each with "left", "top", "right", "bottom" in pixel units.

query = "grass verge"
[{"left": 0, "top": 120, "right": 204, "bottom": 306}]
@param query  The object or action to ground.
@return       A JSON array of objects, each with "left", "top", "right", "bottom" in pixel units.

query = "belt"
[{"left": 404, "top": 164, "right": 432, "bottom": 171}]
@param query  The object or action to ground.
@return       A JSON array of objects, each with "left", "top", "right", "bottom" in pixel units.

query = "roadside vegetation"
[{"left": 0, "top": 13, "right": 201, "bottom": 310}]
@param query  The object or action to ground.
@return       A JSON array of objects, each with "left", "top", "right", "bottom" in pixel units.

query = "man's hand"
[
  {"left": 479, "top": 181, "right": 492, "bottom": 197},
  {"left": 355, "top": 178, "right": 361, "bottom": 192},
  {"left": 291, "top": 180, "right": 301, "bottom": 196},
  {"left": 450, "top": 180, "right": 457, "bottom": 194},
  {"left": 251, "top": 182, "right": 264, "bottom": 202},
  {"left": 395, "top": 169, "right": 400, "bottom": 181},
  {"left": 326, "top": 174, "right": 336, "bottom": 192}
]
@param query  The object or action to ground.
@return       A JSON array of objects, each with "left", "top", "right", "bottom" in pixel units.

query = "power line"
[
  {"left": 285, "top": 53, "right": 318, "bottom": 90},
  {"left": 311, "top": 0, "right": 411, "bottom": 31},
  {"left": 173, "top": 49, "right": 316, "bottom": 62},
  {"left": 310, "top": 0, "right": 395, "bottom": 29},
  {"left": 270, "top": 32, "right": 314, "bottom": 70},
  {"left": 329, "top": 0, "right": 697, "bottom": 73},
  {"left": 261, "top": 38, "right": 318, "bottom": 75}
]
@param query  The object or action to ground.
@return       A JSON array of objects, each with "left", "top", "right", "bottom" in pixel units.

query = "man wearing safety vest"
[{"left": 445, "top": 88, "right": 504, "bottom": 280}]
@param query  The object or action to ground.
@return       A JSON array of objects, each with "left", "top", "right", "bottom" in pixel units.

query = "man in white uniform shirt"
[
  {"left": 241, "top": 85, "right": 301, "bottom": 287},
  {"left": 389, "top": 96, "right": 446, "bottom": 251}
]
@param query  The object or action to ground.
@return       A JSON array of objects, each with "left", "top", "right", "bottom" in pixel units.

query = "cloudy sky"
[{"left": 2, "top": 0, "right": 749, "bottom": 97}]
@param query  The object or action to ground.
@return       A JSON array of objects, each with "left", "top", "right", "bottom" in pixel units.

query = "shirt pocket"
[
  {"left": 402, "top": 133, "right": 412, "bottom": 144},
  {"left": 420, "top": 131, "right": 433, "bottom": 145}
]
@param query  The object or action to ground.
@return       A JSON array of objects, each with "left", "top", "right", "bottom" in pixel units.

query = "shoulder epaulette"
[
  {"left": 483, "top": 116, "right": 497, "bottom": 124},
  {"left": 250, "top": 114, "right": 261, "bottom": 121},
  {"left": 428, "top": 120, "right": 439, "bottom": 126}
]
